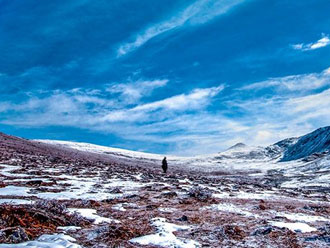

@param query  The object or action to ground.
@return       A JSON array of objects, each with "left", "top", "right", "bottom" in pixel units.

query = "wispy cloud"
[
  {"left": 117, "top": 0, "right": 245, "bottom": 56},
  {"left": 241, "top": 66, "right": 330, "bottom": 92},
  {"left": 102, "top": 85, "right": 224, "bottom": 122},
  {"left": 0, "top": 84, "right": 225, "bottom": 154},
  {"left": 2, "top": 68, "right": 330, "bottom": 155},
  {"left": 0, "top": 78, "right": 171, "bottom": 125},
  {"left": 135, "top": 85, "right": 223, "bottom": 111},
  {"left": 226, "top": 70, "right": 330, "bottom": 148},
  {"left": 292, "top": 34, "right": 330, "bottom": 51},
  {"left": 106, "top": 79, "right": 168, "bottom": 104}
]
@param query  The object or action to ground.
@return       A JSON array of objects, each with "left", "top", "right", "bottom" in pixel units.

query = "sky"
[{"left": 0, "top": 0, "right": 330, "bottom": 156}]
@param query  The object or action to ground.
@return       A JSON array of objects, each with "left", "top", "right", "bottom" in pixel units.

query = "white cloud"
[
  {"left": 134, "top": 85, "right": 223, "bottom": 111},
  {"left": 102, "top": 85, "right": 224, "bottom": 122},
  {"left": 324, "top": 67, "right": 330, "bottom": 75},
  {"left": 226, "top": 87, "right": 330, "bottom": 147},
  {"left": 285, "top": 88, "right": 330, "bottom": 114},
  {"left": 107, "top": 79, "right": 168, "bottom": 104},
  {"left": 292, "top": 34, "right": 330, "bottom": 51},
  {"left": 241, "top": 67, "right": 330, "bottom": 92},
  {"left": 117, "top": 0, "right": 244, "bottom": 56},
  {"left": 100, "top": 113, "right": 250, "bottom": 156},
  {"left": 255, "top": 130, "right": 272, "bottom": 143},
  {"left": 2, "top": 68, "right": 330, "bottom": 156},
  {"left": 1, "top": 85, "right": 225, "bottom": 155}
]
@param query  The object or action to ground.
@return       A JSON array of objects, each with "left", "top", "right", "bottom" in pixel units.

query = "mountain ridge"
[
  {"left": 279, "top": 126, "right": 330, "bottom": 161},
  {"left": 2, "top": 126, "right": 330, "bottom": 164}
]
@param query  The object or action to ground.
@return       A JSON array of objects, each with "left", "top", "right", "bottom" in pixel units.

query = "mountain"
[
  {"left": 227, "top": 142, "right": 247, "bottom": 150},
  {"left": 1, "top": 131, "right": 330, "bottom": 247},
  {"left": 216, "top": 126, "right": 330, "bottom": 163},
  {"left": 33, "top": 126, "right": 330, "bottom": 168},
  {"left": 279, "top": 126, "right": 330, "bottom": 161},
  {"left": 2, "top": 126, "right": 330, "bottom": 178},
  {"left": 1, "top": 127, "right": 330, "bottom": 190}
]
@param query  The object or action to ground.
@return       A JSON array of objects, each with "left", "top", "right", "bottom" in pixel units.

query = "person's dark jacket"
[{"left": 162, "top": 157, "right": 168, "bottom": 173}]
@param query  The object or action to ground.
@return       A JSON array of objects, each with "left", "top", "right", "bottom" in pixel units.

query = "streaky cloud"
[
  {"left": 117, "top": 0, "right": 245, "bottom": 56},
  {"left": 240, "top": 67, "right": 330, "bottom": 92},
  {"left": 102, "top": 85, "right": 225, "bottom": 122},
  {"left": 292, "top": 34, "right": 330, "bottom": 51},
  {"left": 106, "top": 79, "right": 168, "bottom": 104}
]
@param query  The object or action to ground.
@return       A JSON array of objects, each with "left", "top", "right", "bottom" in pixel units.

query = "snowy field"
[{"left": 0, "top": 131, "right": 329, "bottom": 247}]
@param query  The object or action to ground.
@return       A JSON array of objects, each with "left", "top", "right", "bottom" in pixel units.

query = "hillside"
[{"left": 0, "top": 129, "right": 329, "bottom": 247}]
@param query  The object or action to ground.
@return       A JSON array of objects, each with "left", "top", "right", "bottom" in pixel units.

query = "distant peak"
[{"left": 227, "top": 142, "right": 247, "bottom": 150}]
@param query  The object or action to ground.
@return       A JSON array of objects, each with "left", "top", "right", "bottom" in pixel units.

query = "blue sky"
[{"left": 0, "top": 0, "right": 330, "bottom": 155}]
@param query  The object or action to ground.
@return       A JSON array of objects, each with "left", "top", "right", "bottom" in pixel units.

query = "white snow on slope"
[
  {"left": 0, "top": 234, "right": 81, "bottom": 248},
  {"left": 276, "top": 212, "right": 330, "bottom": 223},
  {"left": 0, "top": 199, "right": 34, "bottom": 205},
  {"left": 0, "top": 165, "right": 30, "bottom": 178},
  {"left": 30, "top": 138, "right": 330, "bottom": 187},
  {"left": 130, "top": 217, "right": 200, "bottom": 248},
  {"left": 204, "top": 203, "right": 260, "bottom": 218},
  {"left": 68, "top": 208, "right": 119, "bottom": 224},
  {"left": 0, "top": 164, "right": 144, "bottom": 201},
  {"left": 112, "top": 203, "right": 126, "bottom": 212},
  {"left": 270, "top": 221, "right": 317, "bottom": 233},
  {"left": 0, "top": 181, "right": 136, "bottom": 201},
  {"left": 35, "top": 140, "right": 284, "bottom": 173},
  {"left": 0, "top": 185, "right": 30, "bottom": 196},
  {"left": 57, "top": 226, "right": 82, "bottom": 232},
  {"left": 36, "top": 140, "right": 170, "bottom": 160}
]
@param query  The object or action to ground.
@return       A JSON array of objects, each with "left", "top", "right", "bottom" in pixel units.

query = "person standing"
[{"left": 162, "top": 157, "right": 168, "bottom": 173}]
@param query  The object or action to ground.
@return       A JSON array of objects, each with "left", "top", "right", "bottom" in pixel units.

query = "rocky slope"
[
  {"left": 35, "top": 127, "right": 330, "bottom": 188},
  {"left": 0, "top": 128, "right": 329, "bottom": 247},
  {"left": 280, "top": 126, "right": 330, "bottom": 161}
]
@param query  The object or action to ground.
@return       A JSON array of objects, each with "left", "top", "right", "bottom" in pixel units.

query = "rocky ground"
[{"left": 0, "top": 133, "right": 329, "bottom": 247}]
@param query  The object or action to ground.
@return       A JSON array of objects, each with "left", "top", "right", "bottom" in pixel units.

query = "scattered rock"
[
  {"left": 188, "top": 186, "right": 212, "bottom": 201},
  {"left": 161, "top": 191, "right": 178, "bottom": 198},
  {"left": 252, "top": 226, "right": 273, "bottom": 235},
  {"left": 223, "top": 225, "right": 247, "bottom": 241},
  {"left": 259, "top": 200, "right": 267, "bottom": 210},
  {"left": 177, "top": 215, "right": 188, "bottom": 222},
  {"left": 0, "top": 227, "right": 29, "bottom": 243},
  {"left": 107, "top": 187, "right": 123, "bottom": 194},
  {"left": 26, "top": 180, "right": 44, "bottom": 186},
  {"left": 146, "top": 204, "right": 158, "bottom": 210},
  {"left": 305, "top": 235, "right": 330, "bottom": 244}
]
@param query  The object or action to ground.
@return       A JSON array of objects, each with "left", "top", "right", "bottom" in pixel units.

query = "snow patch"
[
  {"left": 68, "top": 208, "right": 119, "bottom": 224},
  {"left": 130, "top": 217, "right": 200, "bottom": 248},
  {"left": 159, "top": 207, "right": 177, "bottom": 213},
  {"left": 0, "top": 186, "right": 31, "bottom": 196},
  {"left": 276, "top": 212, "right": 330, "bottom": 223},
  {"left": 204, "top": 203, "right": 259, "bottom": 218},
  {"left": 57, "top": 226, "right": 82, "bottom": 232},
  {"left": 112, "top": 203, "right": 126, "bottom": 212},
  {"left": 0, "top": 165, "right": 30, "bottom": 178},
  {"left": 0, "top": 199, "right": 34, "bottom": 205},
  {"left": 0, "top": 234, "right": 81, "bottom": 248},
  {"left": 270, "top": 221, "right": 317, "bottom": 233}
]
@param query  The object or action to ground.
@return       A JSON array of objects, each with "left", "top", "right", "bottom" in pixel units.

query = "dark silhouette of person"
[{"left": 162, "top": 157, "right": 168, "bottom": 173}]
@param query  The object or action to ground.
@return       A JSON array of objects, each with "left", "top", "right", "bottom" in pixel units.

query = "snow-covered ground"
[
  {"left": 35, "top": 139, "right": 171, "bottom": 161},
  {"left": 269, "top": 221, "right": 317, "bottom": 233},
  {"left": 130, "top": 217, "right": 201, "bottom": 248},
  {"left": 0, "top": 234, "right": 81, "bottom": 248},
  {"left": 36, "top": 139, "right": 330, "bottom": 182},
  {"left": 0, "top": 163, "right": 146, "bottom": 201},
  {"left": 68, "top": 208, "right": 119, "bottom": 224},
  {"left": 0, "top": 128, "right": 329, "bottom": 247}
]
